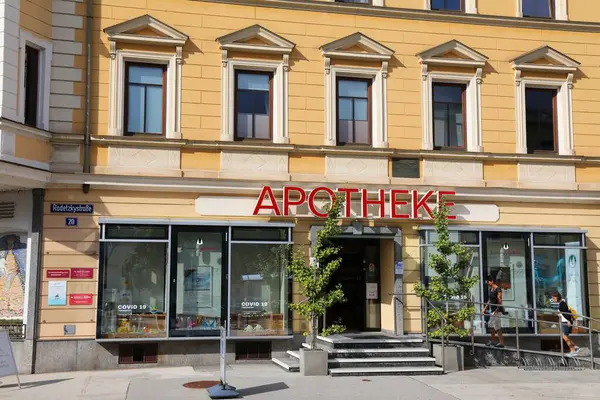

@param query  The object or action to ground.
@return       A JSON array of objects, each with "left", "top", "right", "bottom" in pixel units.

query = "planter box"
[
  {"left": 433, "top": 343, "right": 464, "bottom": 373},
  {"left": 299, "top": 348, "right": 328, "bottom": 376}
]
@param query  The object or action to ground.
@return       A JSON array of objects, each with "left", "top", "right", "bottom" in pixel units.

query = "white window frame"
[
  {"left": 222, "top": 58, "right": 288, "bottom": 143},
  {"left": 517, "top": 0, "right": 568, "bottom": 20},
  {"left": 421, "top": 67, "right": 483, "bottom": 152},
  {"left": 108, "top": 48, "right": 182, "bottom": 139},
  {"left": 325, "top": 64, "right": 388, "bottom": 148},
  {"left": 18, "top": 31, "right": 52, "bottom": 130},
  {"left": 425, "top": 0, "right": 477, "bottom": 13},
  {"left": 514, "top": 72, "right": 574, "bottom": 155}
]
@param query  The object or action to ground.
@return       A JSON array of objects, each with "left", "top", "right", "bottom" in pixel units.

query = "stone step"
[
  {"left": 328, "top": 357, "right": 436, "bottom": 368},
  {"left": 317, "top": 335, "right": 425, "bottom": 349},
  {"left": 271, "top": 356, "right": 300, "bottom": 373},
  {"left": 301, "top": 343, "right": 431, "bottom": 358},
  {"left": 329, "top": 366, "right": 443, "bottom": 377}
]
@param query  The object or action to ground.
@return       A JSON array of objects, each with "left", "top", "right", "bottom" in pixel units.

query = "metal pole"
[
  {"left": 424, "top": 300, "right": 429, "bottom": 350},
  {"left": 15, "top": 371, "right": 21, "bottom": 389},
  {"left": 471, "top": 314, "right": 475, "bottom": 356},
  {"left": 441, "top": 318, "right": 445, "bottom": 374},
  {"left": 589, "top": 319, "right": 594, "bottom": 370},
  {"left": 559, "top": 317, "right": 565, "bottom": 361},
  {"left": 515, "top": 312, "right": 521, "bottom": 362}
]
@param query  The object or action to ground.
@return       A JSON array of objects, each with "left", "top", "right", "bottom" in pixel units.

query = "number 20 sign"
[{"left": 65, "top": 217, "right": 78, "bottom": 227}]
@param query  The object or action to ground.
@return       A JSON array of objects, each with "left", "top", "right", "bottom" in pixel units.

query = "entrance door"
[
  {"left": 325, "top": 239, "right": 380, "bottom": 332},
  {"left": 169, "top": 226, "right": 228, "bottom": 337}
]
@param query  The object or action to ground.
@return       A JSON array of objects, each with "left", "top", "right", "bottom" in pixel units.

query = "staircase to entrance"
[{"left": 272, "top": 333, "right": 442, "bottom": 377}]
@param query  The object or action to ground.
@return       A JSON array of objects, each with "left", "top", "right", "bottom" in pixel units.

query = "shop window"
[
  {"left": 125, "top": 63, "right": 167, "bottom": 135},
  {"left": 230, "top": 228, "right": 290, "bottom": 336},
  {"left": 421, "top": 230, "right": 481, "bottom": 332},
  {"left": 337, "top": 78, "right": 371, "bottom": 145},
  {"left": 235, "top": 71, "right": 272, "bottom": 140},
  {"left": 391, "top": 159, "right": 420, "bottom": 179},
  {"left": 421, "top": 232, "right": 481, "bottom": 304},
  {"left": 98, "top": 225, "right": 168, "bottom": 339},
  {"left": 534, "top": 233, "right": 582, "bottom": 247},
  {"left": 482, "top": 232, "right": 534, "bottom": 333},
  {"left": 119, "top": 343, "right": 158, "bottom": 364},
  {"left": 431, "top": 0, "right": 463, "bottom": 11},
  {"left": 523, "top": 0, "right": 554, "bottom": 18},
  {"left": 231, "top": 227, "right": 289, "bottom": 242},
  {"left": 525, "top": 88, "right": 557, "bottom": 153},
  {"left": 105, "top": 224, "right": 168, "bottom": 240},
  {"left": 433, "top": 83, "right": 466, "bottom": 150},
  {"left": 170, "top": 228, "right": 226, "bottom": 337},
  {"left": 532, "top": 233, "right": 585, "bottom": 333},
  {"left": 424, "top": 230, "right": 478, "bottom": 246},
  {"left": 235, "top": 341, "right": 272, "bottom": 360}
]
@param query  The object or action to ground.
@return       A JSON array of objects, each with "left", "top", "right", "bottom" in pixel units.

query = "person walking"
[
  {"left": 483, "top": 276, "right": 504, "bottom": 348},
  {"left": 552, "top": 292, "right": 580, "bottom": 356}
]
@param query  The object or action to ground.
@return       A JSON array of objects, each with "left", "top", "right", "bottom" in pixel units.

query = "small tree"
[
  {"left": 288, "top": 195, "right": 346, "bottom": 350},
  {"left": 414, "top": 201, "right": 478, "bottom": 338}
]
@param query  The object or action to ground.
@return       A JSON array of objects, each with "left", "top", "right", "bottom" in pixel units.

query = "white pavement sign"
[{"left": 0, "top": 330, "right": 20, "bottom": 389}]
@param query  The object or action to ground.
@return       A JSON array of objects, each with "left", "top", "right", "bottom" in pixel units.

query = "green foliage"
[
  {"left": 414, "top": 201, "right": 478, "bottom": 338},
  {"left": 288, "top": 195, "right": 346, "bottom": 349},
  {"left": 321, "top": 323, "right": 346, "bottom": 337}
]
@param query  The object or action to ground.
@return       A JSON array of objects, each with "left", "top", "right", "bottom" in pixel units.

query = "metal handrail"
[
  {"left": 423, "top": 297, "right": 447, "bottom": 374},
  {"left": 389, "top": 292, "right": 598, "bottom": 370},
  {"left": 435, "top": 297, "right": 598, "bottom": 369}
]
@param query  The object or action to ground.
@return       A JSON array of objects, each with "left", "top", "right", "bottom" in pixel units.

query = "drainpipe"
[{"left": 82, "top": 0, "right": 92, "bottom": 193}]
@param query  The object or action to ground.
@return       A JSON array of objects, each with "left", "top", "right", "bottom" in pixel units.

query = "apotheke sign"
[{"left": 253, "top": 186, "right": 456, "bottom": 220}]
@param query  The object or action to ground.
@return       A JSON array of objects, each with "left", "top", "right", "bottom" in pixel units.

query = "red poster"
[
  {"left": 71, "top": 268, "right": 94, "bottom": 279},
  {"left": 69, "top": 294, "right": 93, "bottom": 305},
  {"left": 46, "top": 269, "right": 70, "bottom": 279}
]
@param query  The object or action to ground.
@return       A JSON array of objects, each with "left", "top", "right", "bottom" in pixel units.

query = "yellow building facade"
[{"left": 3, "top": 0, "right": 600, "bottom": 372}]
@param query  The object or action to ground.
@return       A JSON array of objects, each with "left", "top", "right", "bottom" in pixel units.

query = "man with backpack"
[{"left": 552, "top": 292, "right": 580, "bottom": 356}]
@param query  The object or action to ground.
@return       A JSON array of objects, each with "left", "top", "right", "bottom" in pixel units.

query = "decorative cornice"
[
  {"left": 320, "top": 32, "right": 394, "bottom": 61},
  {"left": 216, "top": 24, "right": 295, "bottom": 55},
  {"left": 87, "top": 135, "right": 600, "bottom": 165},
  {"left": 0, "top": 118, "right": 52, "bottom": 141},
  {"left": 511, "top": 45, "right": 580, "bottom": 73},
  {"left": 104, "top": 14, "right": 189, "bottom": 47},
  {"left": 47, "top": 171, "right": 600, "bottom": 204},
  {"left": 418, "top": 39, "right": 488, "bottom": 68},
  {"left": 193, "top": 0, "right": 600, "bottom": 34}
]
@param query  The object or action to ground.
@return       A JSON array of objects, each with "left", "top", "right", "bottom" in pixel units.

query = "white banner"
[{"left": 565, "top": 245, "right": 583, "bottom": 318}]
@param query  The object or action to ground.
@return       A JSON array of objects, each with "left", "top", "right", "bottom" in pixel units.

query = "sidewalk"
[{"left": 0, "top": 363, "right": 599, "bottom": 399}]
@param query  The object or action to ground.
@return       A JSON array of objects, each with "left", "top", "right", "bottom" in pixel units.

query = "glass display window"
[
  {"left": 98, "top": 226, "right": 169, "bottom": 339},
  {"left": 229, "top": 227, "right": 292, "bottom": 337}
]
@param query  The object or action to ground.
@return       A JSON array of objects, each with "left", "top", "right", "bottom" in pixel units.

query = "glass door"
[
  {"left": 482, "top": 232, "right": 534, "bottom": 334},
  {"left": 364, "top": 240, "right": 381, "bottom": 331},
  {"left": 169, "top": 226, "right": 227, "bottom": 337}
]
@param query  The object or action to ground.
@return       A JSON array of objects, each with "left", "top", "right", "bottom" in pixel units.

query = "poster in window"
[
  {"left": 183, "top": 266, "right": 212, "bottom": 311},
  {"left": 0, "top": 235, "right": 26, "bottom": 318},
  {"left": 490, "top": 266, "right": 514, "bottom": 301},
  {"left": 565, "top": 245, "right": 582, "bottom": 317}
]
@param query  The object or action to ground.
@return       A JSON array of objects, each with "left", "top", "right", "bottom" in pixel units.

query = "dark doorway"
[{"left": 325, "top": 239, "right": 381, "bottom": 332}]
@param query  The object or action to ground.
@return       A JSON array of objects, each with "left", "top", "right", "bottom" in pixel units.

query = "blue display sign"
[
  {"left": 65, "top": 217, "right": 78, "bottom": 227},
  {"left": 51, "top": 204, "right": 94, "bottom": 214}
]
